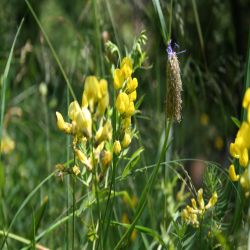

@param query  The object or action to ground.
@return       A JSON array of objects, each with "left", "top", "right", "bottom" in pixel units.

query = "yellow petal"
[
  {"left": 113, "top": 140, "right": 121, "bottom": 155},
  {"left": 242, "top": 88, "right": 250, "bottom": 108},
  {"left": 122, "top": 132, "right": 131, "bottom": 148},
  {"left": 115, "top": 92, "right": 130, "bottom": 114},
  {"left": 239, "top": 148, "right": 249, "bottom": 167},
  {"left": 113, "top": 69, "right": 124, "bottom": 90},
  {"left": 229, "top": 164, "right": 240, "bottom": 181}
]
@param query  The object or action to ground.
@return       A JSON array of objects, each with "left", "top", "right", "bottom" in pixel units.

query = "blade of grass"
[
  {"left": 152, "top": 0, "right": 167, "bottom": 44},
  {"left": 0, "top": 231, "right": 49, "bottom": 250},
  {"left": 0, "top": 18, "right": 24, "bottom": 248},
  {"left": 0, "top": 171, "right": 55, "bottom": 248},
  {"left": 191, "top": 0, "right": 207, "bottom": 67},
  {"left": 231, "top": 29, "right": 250, "bottom": 233},
  {"left": 0, "top": 17, "right": 24, "bottom": 177},
  {"left": 25, "top": 0, "right": 76, "bottom": 101},
  {"left": 114, "top": 119, "right": 172, "bottom": 249}
]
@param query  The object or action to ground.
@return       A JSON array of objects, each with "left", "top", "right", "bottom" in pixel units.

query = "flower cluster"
[
  {"left": 182, "top": 189, "right": 218, "bottom": 228},
  {"left": 55, "top": 56, "right": 138, "bottom": 182},
  {"left": 114, "top": 57, "right": 138, "bottom": 150},
  {"left": 229, "top": 88, "right": 250, "bottom": 196}
]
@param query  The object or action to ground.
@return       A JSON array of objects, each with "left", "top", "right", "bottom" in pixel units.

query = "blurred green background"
[{"left": 0, "top": 0, "right": 249, "bottom": 248}]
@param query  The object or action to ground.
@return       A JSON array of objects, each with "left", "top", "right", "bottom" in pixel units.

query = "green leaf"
[
  {"left": 121, "top": 147, "right": 144, "bottom": 178},
  {"left": 231, "top": 116, "right": 241, "bottom": 128}
]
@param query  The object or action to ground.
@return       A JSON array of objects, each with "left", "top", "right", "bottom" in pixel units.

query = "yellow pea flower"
[
  {"left": 121, "top": 57, "right": 132, "bottom": 79},
  {"left": 116, "top": 92, "right": 130, "bottom": 114},
  {"left": 84, "top": 76, "right": 101, "bottom": 100},
  {"left": 99, "top": 79, "right": 108, "bottom": 97},
  {"left": 113, "top": 140, "right": 121, "bottom": 155},
  {"left": 72, "top": 165, "right": 81, "bottom": 176},
  {"left": 230, "top": 142, "right": 240, "bottom": 158},
  {"left": 122, "top": 132, "right": 132, "bottom": 148},
  {"left": 95, "top": 120, "right": 112, "bottom": 143},
  {"left": 229, "top": 164, "right": 239, "bottom": 181},
  {"left": 242, "top": 88, "right": 250, "bottom": 108},
  {"left": 125, "top": 102, "right": 135, "bottom": 116},
  {"left": 101, "top": 150, "right": 112, "bottom": 168},
  {"left": 56, "top": 112, "right": 72, "bottom": 134},
  {"left": 121, "top": 117, "right": 131, "bottom": 130},
  {"left": 197, "top": 189, "right": 205, "bottom": 210},
  {"left": 239, "top": 148, "right": 249, "bottom": 167},
  {"left": 191, "top": 198, "right": 197, "bottom": 209},
  {"left": 126, "top": 77, "right": 138, "bottom": 94},
  {"left": 129, "top": 91, "right": 137, "bottom": 101},
  {"left": 205, "top": 192, "right": 218, "bottom": 209},
  {"left": 113, "top": 69, "right": 124, "bottom": 90},
  {"left": 75, "top": 149, "right": 87, "bottom": 164},
  {"left": 68, "top": 101, "right": 81, "bottom": 121},
  {"left": 96, "top": 93, "right": 109, "bottom": 117},
  {"left": 82, "top": 93, "right": 88, "bottom": 108},
  {"left": 240, "top": 170, "right": 250, "bottom": 190},
  {"left": 0, "top": 135, "right": 15, "bottom": 154},
  {"left": 75, "top": 107, "right": 92, "bottom": 137}
]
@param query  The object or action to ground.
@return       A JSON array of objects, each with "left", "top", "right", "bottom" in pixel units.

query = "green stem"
[
  {"left": 115, "top": 119, "right": 172, "bottom": 249},
  {"left": 93, "top": 0, "right": 104, "bottom": 76}
]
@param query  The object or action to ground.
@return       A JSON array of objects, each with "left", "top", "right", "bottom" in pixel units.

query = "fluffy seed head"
[{"left": 166, "top": 40, "right": 183, "bottom": 122}]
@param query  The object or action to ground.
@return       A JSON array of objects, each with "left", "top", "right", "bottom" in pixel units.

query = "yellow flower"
[
  {"left": 0, "top": 135, "right": 15, "bottom": 154},
  {"left": 56, "top": 111, "right": 72, "bottom": 134},
  {"left": 113, "top": 140, "right": 121, "bottom": 155},
  {"left": 101, "top": 150, "right": 112, "bottom": 168},
  {"left": 116, "top": 92, "right": 130, "bottom": 114},
  {"left": 205, "top": 192, "right": 218, "bottom": 209},
  {"left": 122, "top": 132, "right": 132, "bottom": 148},
  {"left": 230, "top": 142, "right": 240, "bottom": 158},
  {"left": 113, "top": 69, "right": 124, "bottom": 90},
  {"left": 72, "top": 165, "right": 81, "bottom": 176},
  {"left": 240, "top": 170, "right": 250, "bottom": 190},
  {"left": 68, "top": 101, "right": 81, "bottom": 121},
  {"left": 197, "top": 189, "right": 204, "bottom": 210},
  {"left": 121, "top": 57, "right": 133, "bottom": 79},
  {"left": 229, "top": 164, "right": 239, "bottom": 181},
  {"left": 126, "top": 77, "right": 138, "bottom": 94},
  {"left": 75, "top": 107, "right": 92, "bottom": 137},
  {"left": 129, "top": 91, "right": 137, "bottom": 101},
  {"left": 125, "top": 102, "right": 135, "bottom": 116},
  {"left": 96, "top": 93, "right": 109, "bottom": 117},
  {"left": 82, "top": 93, "right": 88, "bottom": 108},
  {"left": 84, "top": 76, "right": 101, "bottom": 110},
  {"left": 99, "top": 79, "right": 108, "bottom": 97},
  {"left": 239, "top": 148, "right": 249, "bottom": 167},
  {"left": 242, "top": 88, "right": 250, "bottom": 108},
  {"left": 121, "top": 117, "right": 131, "bottom": 130},
  {"left": 95, "top": 120, "right": 112, "bottom": 143},
  {"left": 75, "top": 149, "right": 92, "bottom": 170}
]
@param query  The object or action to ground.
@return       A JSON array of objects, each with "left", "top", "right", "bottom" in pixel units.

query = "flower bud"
[
  {"left": 101, "top": 150, "right": 112, "bottom": 167},
  {"left": 122, "top": 132, "right": 131, "bottom": 148},
  {"left": 116, "top": 92, "right": 129, "bottom": 114},
  {"left": 114, "top": 69, "right": 124, "bottom": 90},
  {"left": 229, "top": 164, "right": 239, "bottom": 181},
  {"left": 113, "top": 140, "right": 121, "bottom": 155},
  {"left": 126, "top": 77, "right": 138, "bottom": 94}
]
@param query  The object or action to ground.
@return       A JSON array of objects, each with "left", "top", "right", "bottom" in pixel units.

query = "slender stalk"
[
  {"left": 115, "top": 119, "right": 172, "bottom": 249},
  {"left": 93, "top": 0, "right": 104, "bottom": 76},
  {"left": 72, "top": 156, "right": 76, "bottom": 250},
  {"left": 66, "top": 89, "right": 71, "bottom": 250},
  {"left": 25, "top": 0, "right": 76, "bottom": 100},
  {"left": 0, "top": 230, "right": 49, "bottom": 250}
]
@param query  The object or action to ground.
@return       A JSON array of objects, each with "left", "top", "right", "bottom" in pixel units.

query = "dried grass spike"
[{"left": 166, "top": 40, "right": 183, "bottom": 122}]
